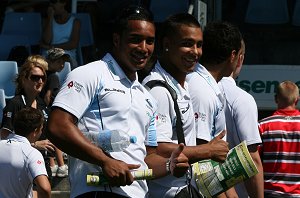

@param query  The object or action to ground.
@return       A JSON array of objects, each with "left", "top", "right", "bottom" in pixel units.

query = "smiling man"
[
  {"left": 47, "top": 5, "right": 189, "bottom": 198},
  {"left": 142, "top": 13, "right": 229, "bottom": 198}
]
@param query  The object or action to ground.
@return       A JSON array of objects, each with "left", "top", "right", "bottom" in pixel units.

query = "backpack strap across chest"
[{"left": 145, "top": 80, "right": 186, "bottom": 145}]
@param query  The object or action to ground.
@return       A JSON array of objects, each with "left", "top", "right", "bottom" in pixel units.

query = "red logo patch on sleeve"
[{"left": 67, "top": 81, "right": 74, "bottom": 88}]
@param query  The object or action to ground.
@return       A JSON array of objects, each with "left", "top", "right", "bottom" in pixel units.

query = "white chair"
[
  {"left": 0, "top": 61, "right": 18, "bottom": 99},
  {"left": 245, "top": 0, "right": 289, "bottom": 24},
  {"left": 57, "top": 62, "right": 71, "bottom": 86},
  {"left": 0, "top": 89, "right": 6, "bottom": 124}
]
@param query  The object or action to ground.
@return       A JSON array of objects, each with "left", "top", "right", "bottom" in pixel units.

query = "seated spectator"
[
  {"left": 0, "top": 107, "right": 51, "bottom": 198},
  {"left": 41, "top": 48, "right": 70, "bottom": 177},
  {"left": 26, "top": 53, "right": 68, "bottom": 177},
  {"left": 41, "top": 0, "right": 80, "bottom": 68},
  {"left": 41, "top": 48, "right": 70, "bottom": 106}
]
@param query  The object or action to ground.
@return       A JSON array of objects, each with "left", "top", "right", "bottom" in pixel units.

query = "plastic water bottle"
[{"left": 83, "top": 130, "right": 137, "bottom": 152}]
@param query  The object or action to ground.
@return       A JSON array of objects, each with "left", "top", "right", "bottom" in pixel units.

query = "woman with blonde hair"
[
  {"left": 0, "top": 61, "right": 55, "bottom": 188},
  {"left": 25, "top": 54, "right": 49, "bottom": 71},
  {"left": 25, "top": 54, "right": 69, "bottom": 178}
]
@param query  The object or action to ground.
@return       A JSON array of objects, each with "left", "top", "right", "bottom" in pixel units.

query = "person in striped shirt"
[{"left": 259, "top": 80, "right": 300, "bottom": 197}]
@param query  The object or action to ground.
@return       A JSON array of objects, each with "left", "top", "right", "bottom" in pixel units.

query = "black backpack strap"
[{"left": 145, "top": 80, "right": 186, "bottom": 145}]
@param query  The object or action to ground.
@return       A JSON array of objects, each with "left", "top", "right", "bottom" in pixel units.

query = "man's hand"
[
  {"left": 102, "top": 157, "right": 140, "bottom": 186},
  {"left": 208, "top": 130, "right": 229, "bottom": 162},
  {"left": 170, "top": 143, "right": 189, "bottom": 177},
  {"left": 34, "top": 139, "right": 55, "bottom": 153}
]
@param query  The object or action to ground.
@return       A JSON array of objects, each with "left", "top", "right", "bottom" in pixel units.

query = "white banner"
[{"left": 236, "top": 65, "right": 300, "bottom": 110}]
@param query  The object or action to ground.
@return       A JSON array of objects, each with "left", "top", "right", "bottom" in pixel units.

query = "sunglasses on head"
[
  {"left": 120, "top": 5, "right": 153, "bottom": 21},
  {"left": 29, "top": 75, "right": 45, "bottom": 82}
]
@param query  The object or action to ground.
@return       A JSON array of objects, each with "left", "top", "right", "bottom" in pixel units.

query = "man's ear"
[
  {"left": 295, "top": 96, "right": 299, "bottom": 106},
  {"left": 230, "top": 50, "right": 237, "bottom": 63},
  {"left": 112, "top": 33, "right": 120, "bottom": 48},
  {"left": 236, "top": 53, "right": 244, "bottom": 69},
  {"left": 32, "top": 128, "right": 39, "bottom": 138}
]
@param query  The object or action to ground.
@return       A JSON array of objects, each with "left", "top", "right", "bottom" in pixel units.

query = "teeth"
[{"left": 185, "top": 57, "right": 196, "bottom": 62}]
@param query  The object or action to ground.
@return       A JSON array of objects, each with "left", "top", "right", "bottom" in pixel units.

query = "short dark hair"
[
  {"left": 13, "top": 107, "right": 44, "bottom": 136},
  {"left": 201, "top": 21, "right": 242, "bottom": 65},
  {"left": 158, "top": 13, "right": 201, "bottom": 49},
  {"left": 161, "top": 13, "right": 201, "bottom": 38},
  {"left": 113, "top": 5, "right": 154, "bottom": 35}
]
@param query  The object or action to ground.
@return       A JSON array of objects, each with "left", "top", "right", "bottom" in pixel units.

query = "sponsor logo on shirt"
[
  {"left": 181, "top": 104, "right": 190, "bottom": 114},
  {"left": 67, "top": 81, "right": 83, "bottom": 93},
  {"left": 199, "top": 112, "right": 206, "bottom": 121},
  {"left": 195, "top": 112, "right": 206, "bottom": 122},
  {"left": 67, "top": 81, "right": 73, "bottom": 88},
  {"left": 156, "top": 113, "right": 167, "bottom": 123},
  {"left": 104, "top": 88, "right": 125, "bottom": 94}
]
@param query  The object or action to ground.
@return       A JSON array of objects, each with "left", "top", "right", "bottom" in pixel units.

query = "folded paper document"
[{"left": 193, "top": 141, "right": 258, "bottom": 198}]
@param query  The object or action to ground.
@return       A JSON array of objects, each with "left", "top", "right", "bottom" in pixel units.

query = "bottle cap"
[{"left": 129, "top": 136, "right": 137, "bottom": 143}]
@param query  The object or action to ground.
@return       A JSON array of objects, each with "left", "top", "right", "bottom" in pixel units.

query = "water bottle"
[{"left": 83, "top": 130, "right": 137, "bottom": 152}]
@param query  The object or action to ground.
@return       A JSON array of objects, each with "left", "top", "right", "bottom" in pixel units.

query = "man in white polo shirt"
[
  {"left": 218, "top": 40, "right": 264, "bottom": 198},
  {"left": 47, "top": 5, "right": 189, "bottom": 198},
  {"left": 143, "top": 13, "right": 229, "bottom": 198},
  {"left": 187, "top": 21, "right": 243, "bottom": 144},
  {"left": 187, "top": 22, "right": 243, "bottom": 196},
  {"left": 0, "top": 107, "right": 51, "bottom": 198}
]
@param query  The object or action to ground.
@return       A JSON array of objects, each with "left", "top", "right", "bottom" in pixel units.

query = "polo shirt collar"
[
  {"left": 195, "top": 63, "right": 222, "bottom": 96},
  {"left": 195, "top": 63, "right": 226, "bottom": 108},
  {"left": 155, "top": 61, "right": 189, "bottom": 99},
  {"left": 222, "top": 76, "right": 236, "bottom": 85},
  {"left": 102, "top": 53, "right": 138, "bottom": 83},
  {"left": 7, "top": 133, "right": 30, "bottom": 145},
  {"left": 274, "top": 109, "right": 300, "bottom": 116}
]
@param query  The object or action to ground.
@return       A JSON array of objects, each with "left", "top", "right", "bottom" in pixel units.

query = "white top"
[
  {"left": 52, "top": 15, "right": 77, "bottom": 64},
  {"left": 218, "top": 76, "right": 262, "bottom": 197},
  {"left": 0, "top": 134, "right": 47, "bottom": 198},
  {"left": 142, "top": 62, "right": 196, "bottom": 198},
  {"left": 187, "top": 64, "right": 226, "bottom": 141},
  {"left": 53, "top": 53, "right": 158, "bottom": 198}
]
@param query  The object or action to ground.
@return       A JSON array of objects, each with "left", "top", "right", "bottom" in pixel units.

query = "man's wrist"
[{"left": 166, "top": 158, "right": 171, "bottom": 174}]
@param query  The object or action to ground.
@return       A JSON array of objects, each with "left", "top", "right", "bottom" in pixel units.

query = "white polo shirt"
[
  {"left": 187, "top": 64, "right": 226, "bottom": 141},
  {"left": 53, "top": 53, "right": 158, "bottom": 198},
  {"left": 142, "top": 62, "right": 196, "bottom": 197},
  {"left": 218, "top": 76, "right": 262, "bottom": 197},
  {"left": 0, "top": 134, "right": 47, "bottom": 198}
]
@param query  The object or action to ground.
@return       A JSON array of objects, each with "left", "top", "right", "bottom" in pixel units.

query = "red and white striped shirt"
[{"left": 259, "top": 109, "right": 300, "bottom": 197}]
